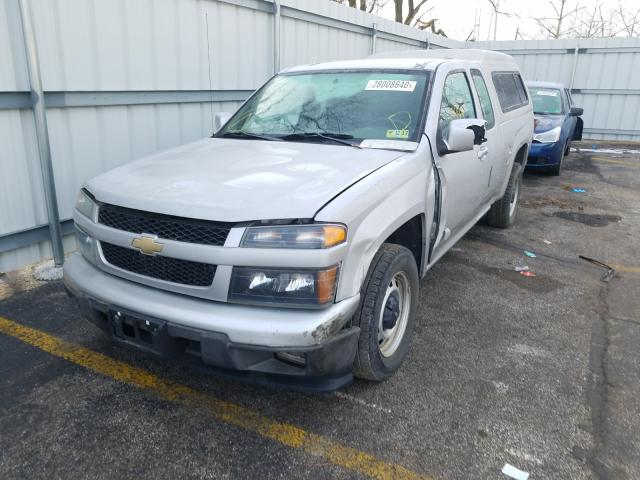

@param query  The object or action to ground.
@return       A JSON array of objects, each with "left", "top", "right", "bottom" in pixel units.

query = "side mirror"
[
  {"left": 214, "top": 112, "right": 232, "bottom": 132},
  {"left": 569, "top": 106, "right": 583, "bottom": 117},
  {"left": 444, "top": 119, "right": 487, "bottom": 153}
]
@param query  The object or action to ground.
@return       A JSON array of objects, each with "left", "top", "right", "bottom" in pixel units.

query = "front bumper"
[
  {"left": 64, "top": 253, "right": 361, "bottom": 390},
  {"left": 527, "top": 141, "right": 564, "bottom": 167}
]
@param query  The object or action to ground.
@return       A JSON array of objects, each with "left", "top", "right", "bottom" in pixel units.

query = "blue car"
[{"left": 526, "top": 81, "right": 583, "bottom": 175}]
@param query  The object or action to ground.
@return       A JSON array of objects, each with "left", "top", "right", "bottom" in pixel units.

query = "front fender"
[{"left": 315, "top": 146, "right": 435, "bottom": 301}]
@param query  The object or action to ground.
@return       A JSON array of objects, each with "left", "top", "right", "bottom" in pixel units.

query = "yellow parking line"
[
  {"left": 611, "top": 264, "right": 640, "bottom": 274},
  {"left": 589, "top": 156, "right": 640, "bottom": 168},
  {"left": 0, "top": 316, "right": 432, "bottom": 480}
]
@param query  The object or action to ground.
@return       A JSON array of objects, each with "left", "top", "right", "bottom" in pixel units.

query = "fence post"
[
  {"left": 273, "top": 0, "right": 281, "bottom": 74},
  {"left": 18, "top": 0, "right": 65, "bottom": 267},
  {"left": 370, "top": 23, "right": 377, "bottom": 55},
  {"left": 569, "top": 45, "right": 579, "bottom": 91}
]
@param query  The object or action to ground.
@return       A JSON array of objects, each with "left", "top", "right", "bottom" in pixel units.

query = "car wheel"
[
  {"left": 352, "top": 243, "right": 418, "bottom": 381},
  {"left": 486, "top": 162, "right": 523, "bottom": 228}
]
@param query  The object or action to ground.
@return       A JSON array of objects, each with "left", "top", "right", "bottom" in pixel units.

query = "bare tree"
[
  {"left": 533, "top": 0, "right": 582, "bottom": 39},
  {"left": 617, "top": 3, "right": 640, "bottom": 37},
  {"left": 414, "top": 17, "right": 447, "bottom": 36},
  {"left": 393, "top": 0, "right": 432, "bottom": 25},
  {"left": 333, "top": 0, "right": 446, "bottom": 35},
  {"left": 575, "top": 3, "right": 620, "bottom": 37},
  {"left": 332, "top": 0, "right": 389, "bottom": 15},
  {"left": 486, "top": 0, "right": 512, "bottom": 41},
  {"left": 570, "top": 2, "right": 640, "bottom": 38}
]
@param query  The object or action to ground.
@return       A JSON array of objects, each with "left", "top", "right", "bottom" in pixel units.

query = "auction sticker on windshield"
[
  {"left": 366, "top": 80, "right": 417, "bottom": 92},
  {"left": 386, "top": 129, "right": 410, "bottom": 139},
  {"left": 536, "top": 90, "right": 558, "bottom": 96}
]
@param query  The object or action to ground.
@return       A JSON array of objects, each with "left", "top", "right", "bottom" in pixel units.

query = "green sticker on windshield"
[{"left": 386, "top": 129, "right": 410, "bottom": 139}]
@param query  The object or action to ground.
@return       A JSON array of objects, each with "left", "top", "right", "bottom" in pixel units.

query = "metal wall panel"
[
  {"left": 27, "top": 0, "right": 273, "bottom": 92},
  {"left": 475, "top": 37, "right": 640, "bottom": 142},
  {"left": 0, "top": 109, "right": 46, "bottom": 235},
  {"left": 2, "top": 0, "right": 639, "bottom": 271},
  {"left": 0, "top": 0, "right": 28, "bottom": 91}
]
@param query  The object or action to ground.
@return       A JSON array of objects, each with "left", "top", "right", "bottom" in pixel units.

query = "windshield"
[
  {"left": 529, "top": 88, "right": 563, "bottom": 115},
  {"left": 217, "top": 70, "right": 430, "bottom": 145}
]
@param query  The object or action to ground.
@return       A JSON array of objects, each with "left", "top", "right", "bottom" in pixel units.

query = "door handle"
[{"left": 478, "top": 147, "right": 489, "bottom": 159}]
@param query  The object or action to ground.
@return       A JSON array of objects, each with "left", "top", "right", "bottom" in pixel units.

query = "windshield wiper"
[
  {"left": 282, "top": 132, "right": 361, "bottom": 148},
  {"left": 218, "top": 130, "right": 282, "bottom": 142}
]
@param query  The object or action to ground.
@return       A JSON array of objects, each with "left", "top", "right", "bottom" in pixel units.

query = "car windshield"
[
  {"left": 530, "top": 88, "right": 563, "bottom": 115},
  {"left": 217, "top": 70, "right": 430, "bottom": 145}
]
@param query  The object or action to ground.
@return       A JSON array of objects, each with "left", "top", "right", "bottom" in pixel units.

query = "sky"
[{"left": 375, "top": 0, "right": 639, "bottom": 41}]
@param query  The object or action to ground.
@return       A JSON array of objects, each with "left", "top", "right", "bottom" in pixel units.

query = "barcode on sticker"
[{"left": 365, "top": 80, "right": 417, "bottom": 92}]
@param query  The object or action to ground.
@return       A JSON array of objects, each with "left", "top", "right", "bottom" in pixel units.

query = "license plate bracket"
[{"left": 109, "top": 310, "right": 187, "bottom": 358}]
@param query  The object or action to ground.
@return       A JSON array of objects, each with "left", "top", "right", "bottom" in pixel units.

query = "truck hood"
[{"left": 86, "top": 138, "right": 404, "bottom": 222}]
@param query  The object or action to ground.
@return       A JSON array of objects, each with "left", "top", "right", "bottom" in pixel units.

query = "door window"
[
  {"left": 437, "top": 72, "right": 476, "bottom": 149},
  {"left": 470, "top": 69, "right": 495, "bottom": 129}
]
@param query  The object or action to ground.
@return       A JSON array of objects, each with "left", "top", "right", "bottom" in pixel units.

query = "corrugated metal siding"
[
  {"left": 0, "top": 0, "right": 460, "bottom": 272},
  {"left": 475, "top": 37, "right": 640, "bottom": 141},
  {"left": 1, "top": 0, "right": 639, "bottom": 272}
]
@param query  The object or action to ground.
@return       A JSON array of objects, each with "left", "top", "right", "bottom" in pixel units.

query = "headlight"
[
  {"left": 75, "top": 189, "right": 97, "bottom": 219},
  {"left": 533, "top": 126, "right": 561, "bottom": 143},
  {"left": 241, "top": 224, "right": 346, "bottom": 249},
  {"left": 228, "top": 266, "right": 339, "bottom": 307}
]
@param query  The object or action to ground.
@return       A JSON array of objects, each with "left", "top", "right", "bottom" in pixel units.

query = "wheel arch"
[
  {"left": 383, "top": 214, "right": 425, "bottom": 276},
  {"left": 513, "top": 143, "right": 528, "bottom": 167}
]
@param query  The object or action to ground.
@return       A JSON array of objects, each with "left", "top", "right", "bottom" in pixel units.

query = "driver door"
[{"left": 430, "top": 69, "right": 491, "bottom": 255}]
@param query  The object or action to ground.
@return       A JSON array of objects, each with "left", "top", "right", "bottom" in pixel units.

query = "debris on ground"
[
  {"left": 523, "top": 250, "right": 537, "bottom": 258},
  {"left": 514, "top": 266, "right": 529, "bottom": 272},
  {"left": 562, "top": 184, "right": 587, "bottom": 193},
  {"left": 502, "top": 463, "right": 530, "bottom": 480},
  {"left": 542, "top": 239, "right": 552, "bottom": 245},
  {"left": 578, "top": 255, "right": 616, "bottom": 283},
  {"left": 519, "top": 271, "right": 536, "bottom": 277}
]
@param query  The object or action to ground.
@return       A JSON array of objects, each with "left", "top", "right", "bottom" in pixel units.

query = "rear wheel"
[
  {"left": 352, "top": 244, "right": 418, "bottom": 381},
  {"left": 487, "top": 163, "right": 523, "bottom": 228}
]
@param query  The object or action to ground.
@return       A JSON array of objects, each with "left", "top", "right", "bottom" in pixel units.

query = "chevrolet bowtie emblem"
[{"left": 131, "top": 235, "right": 164, "bottom": 256}]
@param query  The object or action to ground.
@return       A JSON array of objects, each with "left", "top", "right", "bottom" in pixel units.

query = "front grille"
[
  {"left": 101, "top": 242, "right": 216, "bottom": 286},
  {"left": 98, "top": 203, "right": 233, "bottom": 246}
]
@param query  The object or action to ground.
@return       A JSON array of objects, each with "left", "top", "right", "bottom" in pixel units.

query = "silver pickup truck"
[{"left": 64, "top": 49, "right": 533, "bottom": 390}]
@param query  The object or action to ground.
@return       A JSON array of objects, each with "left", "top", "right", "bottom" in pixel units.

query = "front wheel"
[
  {"left": 352, "top": 244, "right": 419, "bottom": 381},
  {"left": 486, "top": 163, "right": 523, "bottom": 228}
]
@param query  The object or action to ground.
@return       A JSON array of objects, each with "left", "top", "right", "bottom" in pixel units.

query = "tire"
[
  {"left": 564, "top": 140, "right": 571, "bottom": 156},
  {"left": 548, "top": 160, "right": 562, "bottom": 176},
  {"left": 486, "top": 162, "right": 523, "bottom": 228},
  {"left": 352, "top": 243, "right": 419, "bottom": 381}
]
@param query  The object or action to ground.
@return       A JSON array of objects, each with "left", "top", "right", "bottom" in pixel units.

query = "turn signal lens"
[
  {"left": 322, "top": 226, "right": 347, "bottom": 248},
  {"left": 316, "top": 266, "right": 339, "bottom": 304}
]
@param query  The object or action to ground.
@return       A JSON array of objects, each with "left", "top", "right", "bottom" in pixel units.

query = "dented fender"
[{"left": 316, "top": 140, "right": 436, "bottom": 301}]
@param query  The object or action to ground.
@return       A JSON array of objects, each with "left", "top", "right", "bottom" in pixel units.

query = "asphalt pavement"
[{"left": 1, "top": 142, "right": 639, "bottom": 479}]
